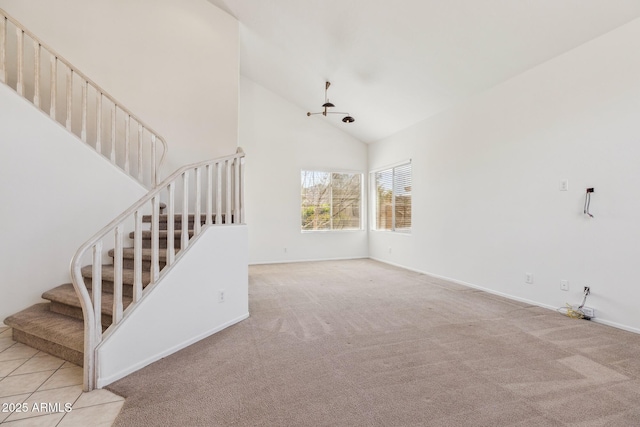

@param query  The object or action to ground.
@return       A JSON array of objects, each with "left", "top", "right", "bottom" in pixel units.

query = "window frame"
[
  {"left": 370, "top": 160, "right": 412, "bottom": 233},
  {"left": 300, "top": 169, "right": 364, "bottom": 233}
]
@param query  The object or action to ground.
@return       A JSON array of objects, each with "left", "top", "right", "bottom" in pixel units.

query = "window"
[
  {"left": 373, "top": 162, "right": 412, "bottom": 232},
  {"left": 301, "top": 171, "right": 362, "bottom": 231}
]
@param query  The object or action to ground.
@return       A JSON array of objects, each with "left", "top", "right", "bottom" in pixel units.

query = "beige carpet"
[{"left": 108, "top": 259, "right": 640, "bottom": 426}]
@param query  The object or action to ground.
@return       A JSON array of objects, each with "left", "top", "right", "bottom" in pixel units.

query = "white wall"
[
  {"left": 240, "top": 77, "right": 368, "bottom": 264},
  {"left": 96, "top": 225, "right": 248, "bottom": 387},
  {"left": 0, "top": 0, "right": 239, "bottom": 174},
  {"left": 369, "top": 17, "right": 640, "bottom": 332},
  {"left": 0, "top": 85, "right": 147, "bottom": 320}
]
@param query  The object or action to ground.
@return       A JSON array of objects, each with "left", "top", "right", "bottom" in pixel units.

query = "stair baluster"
[
  {"left": 113, "top": 226, "right": 124, "bottom": 325},
  {"left": 195, "top": 167, "right": 202, "bottom": 236},
  {"left": 33, "top": 40, "right": 40, "bottom": 107},
  {"left": 50, "top": 56, "right": 56, "bottom": 118},
  {"left": 133, "top": 211, "right": 143, "bottom": 302},
  {"left": 182, "top": 172, "right": 190, "bottom": 250},
  {"left": 16, "top": 28, "right": 23, "bottom": 95},
  {"left": 92, "top": 243, "right": 103, "bottom": 338},
  {"left": 0, "top": 16, "right": 6, "bottom": 83},
  {"left": 167, "top": 183, "right": 176, "bottom": 267},
  {"left": 225, "top": 158, "right": 232, "bottom": 223},
  {"left": 66, "top": 68, "right": 72, "bottom": 131},
  {"left": 206, "top": 164, "right": 214, "bottom": 226}
]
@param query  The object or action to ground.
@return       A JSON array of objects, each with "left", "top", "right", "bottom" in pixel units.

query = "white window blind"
[{"left": 374, "top": 162, "right": 412, "bottom": 232}]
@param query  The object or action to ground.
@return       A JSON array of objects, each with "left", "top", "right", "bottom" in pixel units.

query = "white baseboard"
[
  {"left": 591, "top": 318, "right": 640, "bottom": 335},
  {"left": 369, "top": 257, "right": 640, "bottom": 335},
  {"left": 96, "top": 312, "right": 250, "bottom": 388},
  {"left": 250, "top": 256, "right": 368, "bottom": 266}
]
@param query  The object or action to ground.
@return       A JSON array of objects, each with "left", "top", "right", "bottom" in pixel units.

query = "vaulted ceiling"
[{"left": 207, "top": 0, "right": 640, "bottom": 143}]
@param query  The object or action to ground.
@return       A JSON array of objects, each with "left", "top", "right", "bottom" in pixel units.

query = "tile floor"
[{"left": 0, "top": 325, "right": 124, "bottom": 426}]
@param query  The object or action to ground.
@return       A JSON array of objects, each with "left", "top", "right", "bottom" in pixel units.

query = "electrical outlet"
[
  {"left": 584, "top": 286, "right": 590, "bottom": 295},
  {"left": 525, "top": 273, "right": 534, "bottom": 284},
  {"left": 560, "top": 180, "right": 569, "bottom": 191},
  {"left": 218, "top": 289, "right": 225, "bottom": 303},
  {"left": 560, "top": 280, "right": 569, "bottom": 291}
]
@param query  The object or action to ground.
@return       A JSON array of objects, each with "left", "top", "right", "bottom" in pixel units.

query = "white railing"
[
  {"left": 71, "top": 148, "right": 245, "bottom": 391},
  {"left": 0, "top": 9, "right": 166, "bottom": 187}
]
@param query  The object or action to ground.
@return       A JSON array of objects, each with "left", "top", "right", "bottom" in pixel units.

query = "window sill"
[
  {"left": 370, "top": 229, "right": 412, "bottom": 235},
  {"left": 301, "top": 229, "right": 365, "bottom": 234}
]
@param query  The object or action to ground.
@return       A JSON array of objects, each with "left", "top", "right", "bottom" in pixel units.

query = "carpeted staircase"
[{"left": 3, "top": 212, "right": 219, "bottom": 367}]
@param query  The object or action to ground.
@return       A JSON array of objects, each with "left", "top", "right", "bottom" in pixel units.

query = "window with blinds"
[
  {"left": 301, "top": 171, "right": 362, "bottom": 231},
  {"left": 373, "top": 162, "right": 412, "bottom": 232}
]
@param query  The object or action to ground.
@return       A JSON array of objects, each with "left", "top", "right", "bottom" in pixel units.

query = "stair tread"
[
  {"left": 42, "top": 283, "right": 133, "bottom": 315},
  {"left": 4, "top": 303, "right": 84, "bottom": 352},
  {"left": 108, "top": 247, "right": 178, "bottom": 260},
  {"left": 142, "top": 214, "right": 224, "bottom": 222},
  {"left": 81, "top": 264, "right": 152, "bottom": 285},
  {"left": 129, "top": 230, "right": 195, "bottom": 239}
]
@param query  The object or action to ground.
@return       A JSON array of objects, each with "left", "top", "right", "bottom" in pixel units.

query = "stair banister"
[
  {"left": 0, "top": 8, "right": 167, "bottom": 187},
  {"left": 71, "top": 148, "right": 245, "bottom": 391}
]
